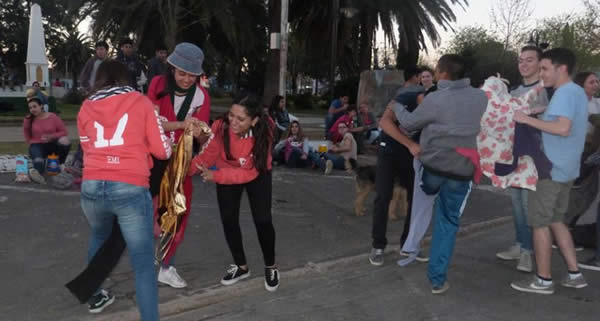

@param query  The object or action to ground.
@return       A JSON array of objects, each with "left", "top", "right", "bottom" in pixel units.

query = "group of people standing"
[
  {"left": 63, "top": 42, "right": 279, "bottom": 321},
  {"left": 19, "top": 35, "right": 598, "bottom": 319},
  {"left": 368, "top": 46, "right": 598, "bottom": 297}
]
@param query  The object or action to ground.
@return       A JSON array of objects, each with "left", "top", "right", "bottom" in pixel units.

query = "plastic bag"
[{"left": 15, "top": 156, "right": 30, "bottom": 183}]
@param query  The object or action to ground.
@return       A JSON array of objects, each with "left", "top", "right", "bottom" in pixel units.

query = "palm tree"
[
  {"left": 49, "top": 27, "right": 93, "bottom": 88},
  {"left": 289, "top": 0, "right": 469, "bottom": 76}
]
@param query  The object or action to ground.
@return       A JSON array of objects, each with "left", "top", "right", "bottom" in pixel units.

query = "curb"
[{"left": 89, "top": 215, "right": 512, "bottom": 321}]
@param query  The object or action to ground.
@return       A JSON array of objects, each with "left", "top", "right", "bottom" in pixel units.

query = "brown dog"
[{"left": 346, "top": 159, "right": 408, "bottom": 220}]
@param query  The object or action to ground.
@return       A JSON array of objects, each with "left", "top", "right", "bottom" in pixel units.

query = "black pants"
[
  {"left": 372, "top": 147, "right": 414, "bottom": 249},
  {"left": 216, "top": 171, "right": 276, "bottom": 266}
]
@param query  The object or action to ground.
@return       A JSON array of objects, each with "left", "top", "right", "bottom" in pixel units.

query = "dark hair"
[
  {"left": 220, "top": 92, "right": 272, "bottom": 173},
  {"left": 95, "top": 41, "right": 109, "bottom": 50},
  {"left": 90, "top": 60, "right": 130, "bottom": 94},
  {"left": 574, "top": 71, "right": 595, "bottom": 88},
  {"left": 119, "top": 38, "right": 133, "bottom": 47},
  {"left": 520, "top": 45, "right": 543, "bottom": 60},
  {"left": 345, "top": 104, "right": 357, "bottom": 114},
  {"left": 157, "top": 65, "right": 199, "bottom": 99},
  {"left": 541, "top": 48, "right": 576, "bottom": 75},
  {"left": 436, "top": 54, "right": 466, "bottom": 80},
  {"left": 156, "top": 44, "right": 168, "bottom": 52},
  {"left": 25, "top": 97, "right": 43, "bottom": 138},
  {"left": 269, "top": 95, "right": 284, "bottom": 119},
  {"left": 283, "top": 120, "right": 305, "bottom": 141},
  {"left": 404, "top": 65, "right": 423, "bottom": 81}
]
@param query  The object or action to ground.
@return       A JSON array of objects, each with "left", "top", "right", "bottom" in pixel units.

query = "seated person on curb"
[
  {"left": 355, "top": 102, "right": 380, "bottom": 152},
  {"left": 273, "top": 120, "right": 313, "bottom": 168},
  {"left": 23, "top": 97, "right": 71, "bottom": 184},
  {"left": 309, "top": 121, "right": 357, "bottom": 175},
  {"left": 329, "top": 104, "right": 357, "bottom": 143},
  {"left": 325, "top": 94, "right": 350, "bottom": 136}
]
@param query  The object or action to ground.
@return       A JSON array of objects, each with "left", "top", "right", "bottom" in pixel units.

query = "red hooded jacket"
[{"left": 78, "top": 90, "right": 172, "bottom": 187}]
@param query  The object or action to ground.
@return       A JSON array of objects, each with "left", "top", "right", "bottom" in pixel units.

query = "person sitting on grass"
[
  {"left": 309, "top": 121, "right": 357, "bottom": 175},
  {"left": 23, "top": 97, "right": 71, "bottom": 184}
]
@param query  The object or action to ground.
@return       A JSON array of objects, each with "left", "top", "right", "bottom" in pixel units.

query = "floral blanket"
[{"left": 477, "top": 77, "right": 542, "bottom": 190}]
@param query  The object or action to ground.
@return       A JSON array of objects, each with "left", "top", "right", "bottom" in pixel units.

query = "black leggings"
[{"left": 216, "top": 171, "right": 276, "bottom": 266}]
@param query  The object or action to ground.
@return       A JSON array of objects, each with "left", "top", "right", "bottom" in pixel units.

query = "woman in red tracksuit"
[
  {"left": 146, "top": 42, "right": 210, "bottom": 288},
  {"left": 188, "top": 93, "right": 280, "bottom": 292}
]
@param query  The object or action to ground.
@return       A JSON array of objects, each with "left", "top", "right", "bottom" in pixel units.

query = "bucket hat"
[{"left": 167, "top": 42, "right": 204, "bottom": 76}]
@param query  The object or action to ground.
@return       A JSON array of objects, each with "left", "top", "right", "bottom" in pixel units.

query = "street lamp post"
[{"left": 329, "top": 0, "right": 339, "bottom": 104}]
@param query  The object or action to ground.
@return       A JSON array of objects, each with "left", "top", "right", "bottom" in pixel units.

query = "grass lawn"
[
  {"left": 0, "top": 142, "right": 28, "bottom": 155},
  {"left": 0, "top": 141, "right": 79, "bottom": 155}
]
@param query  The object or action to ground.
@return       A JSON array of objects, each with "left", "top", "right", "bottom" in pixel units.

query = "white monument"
[{"left": 25, "top": 4, "right": 49, "bottom": 87}]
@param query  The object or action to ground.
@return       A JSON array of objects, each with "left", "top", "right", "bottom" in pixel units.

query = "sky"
[{"left": 376, "top": 0, "right": 589, "bottom": 63}]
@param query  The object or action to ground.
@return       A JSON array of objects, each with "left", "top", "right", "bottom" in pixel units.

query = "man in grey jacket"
[
  {"left": 391, "top": 54, "right": 487, "bottom": 294},
  {"left": 79, "top": 41, "right": 109, "bottom": 94}
]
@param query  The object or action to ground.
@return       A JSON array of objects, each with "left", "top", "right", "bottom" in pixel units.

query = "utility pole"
[
  {"left": 329, "top": 0, "right": 339, "bottom": 103},
  {"left": 279, "top": 0, "right": 288, "bottom": 97}
]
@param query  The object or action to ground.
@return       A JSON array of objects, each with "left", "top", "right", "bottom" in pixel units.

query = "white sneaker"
[
  {"left": 516, "top": 251, "right": 533, "bottom": 272},
  {"left": 158, "top": 266, "right": 187, "bottom": 288},
  {"left": 29, "top": 168, "right": 46, "bottom": 184},
  {"left": 496, "top": 244, "right": 521, "bottom": 261},
  {"left": 324, "top": 160, "right": 333, "bottom": 175}
]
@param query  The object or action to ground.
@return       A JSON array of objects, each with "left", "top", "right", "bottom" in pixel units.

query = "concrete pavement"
[{"left": 0, "top": 165, "right": 532, "bottom": 321}]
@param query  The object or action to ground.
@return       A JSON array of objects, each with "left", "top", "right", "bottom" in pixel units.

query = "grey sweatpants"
[{"left": 398, "top": 158, "right": 437, "bottom": 266}]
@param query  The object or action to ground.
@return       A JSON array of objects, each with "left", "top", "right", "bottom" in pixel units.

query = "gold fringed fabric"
[{"left": 155, "top": 122, "right": 211, "bottom": 262}]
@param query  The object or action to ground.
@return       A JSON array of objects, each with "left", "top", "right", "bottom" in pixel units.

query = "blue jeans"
[
  {"left": 421, "top": 169, "right": 472, "bottom": 287},
  {"left": 81, "top": 180, "right": 158, "bottom": 321},
  {"left": 29, "top": 142, "right": 71, "bottom": 174},
  {"left": 510, "top": 187, "right": 532, "bottom": 251},
  {"left": 308, "top": 151, "right": 346, "bottom": 170}
]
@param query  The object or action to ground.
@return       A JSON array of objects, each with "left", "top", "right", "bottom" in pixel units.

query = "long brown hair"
[
  {"left": 219, "top": 92, "right": 273, "bottom": 173},
  {"left": 283, "top": 120, "right": 305, "bottom": 142},
  {"left": 25, "top": 97, "right": 43, "bottom": 138}
]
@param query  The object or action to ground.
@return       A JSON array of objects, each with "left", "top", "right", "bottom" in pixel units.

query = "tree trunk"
[
  {"left": 262, "top": 0, "right": 281, "bottom": 104},
  {"left": 358, "top": 10, "right": 374, "bottom": 72}
]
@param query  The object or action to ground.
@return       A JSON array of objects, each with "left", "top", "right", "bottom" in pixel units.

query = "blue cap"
[{"left": 167, "top": 42, "right": 204, "bottom": 75}]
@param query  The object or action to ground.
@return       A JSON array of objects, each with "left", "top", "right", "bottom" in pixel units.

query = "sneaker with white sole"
[
  {"left": 432, "top": 281, "right": 450, "bottom": 294},
  {"left": 324, "top": 160, "right": 333, "bottom": 175},
  {"left": 88, "top": 289, "right": 115, "bottom": 314},
  {"left": 511, "top": 276, "right": 554, "bottom": 294},
  {"left": 158, "top": 266, "right": 187, "bottom": 288},
  {"left": 560, "top": 274, "right": 588, "bottom": 289},
  {"left": 496, "top": 244, "right": 521, "bottom": 260},
  {"left": 221, "top": 264, "right": 250, "bottom": 285},
  {"left": 578, "top": 257, "right": 600, "bottom": 272},
  {"left": 551, "top": 243, "right": 584, "bottom": 251},
  {"left": 29, "top": 168, "right": 46, "bottom": 184},
  {"left": 399, "top": 250, "right": 429, "bottom": 263},
  {"left": 265, "top": 267, "right": 280, "bottom": 292},
  {"left": 369, "top": 248, "right": 384, "bottom": 266},
  {"left": 516, "top": 251, "right": 533, "bottom": 273}
]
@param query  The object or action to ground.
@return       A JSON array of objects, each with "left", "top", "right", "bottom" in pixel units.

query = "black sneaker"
[
  {"left": 88, "top": 289, "right": 115, "bottom": 314},
  {"left": 265, "top": 266, "right": 280, "bottom": 292},
  {"left": 221, "top": 264, "right": 250, "bottom": 285},
  {"left": 578, "top": 257, "right": 600, "bottom": 271}
]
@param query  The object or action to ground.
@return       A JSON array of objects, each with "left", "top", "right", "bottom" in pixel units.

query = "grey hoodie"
[{"left": 393, "top": 78, "right": 487, "bottom": 178}]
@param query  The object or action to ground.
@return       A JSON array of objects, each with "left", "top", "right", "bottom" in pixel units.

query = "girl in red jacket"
[
  {"left": 188, "top": 93, "right": 280, "bottom": 292},
  {"left": 77, "top": 60, "right": 171, "bottom": 320},
  {"left": 147, "top": 43, "right": 211, "bottom": 288}
]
